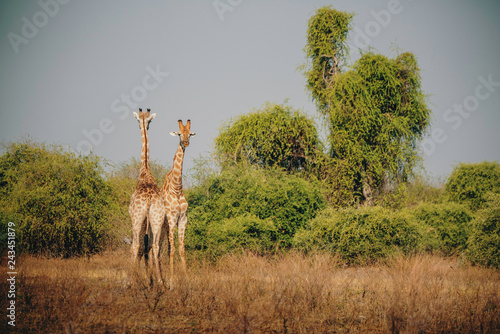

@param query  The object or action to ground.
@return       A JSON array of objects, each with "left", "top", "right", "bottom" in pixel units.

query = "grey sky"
[{"left": 1, "top": 0, "right": 499, "bottom": 183}]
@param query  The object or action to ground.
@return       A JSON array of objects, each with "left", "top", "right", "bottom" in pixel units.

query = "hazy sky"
[{"left": 1, "top": 0, "right": 499, "bottom": 182}]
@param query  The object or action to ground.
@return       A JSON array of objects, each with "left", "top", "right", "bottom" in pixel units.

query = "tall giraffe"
[
  {"left": 162, "top": 119, "right": 195, "bottom": 285},
  {"left": 129, "top": 108, "right": 166, "bottom": 284}
]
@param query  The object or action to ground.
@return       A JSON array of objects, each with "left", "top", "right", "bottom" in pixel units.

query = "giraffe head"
[
  {"left": 133, "top": 108, "right": 156, "bottom": 130},
  {"left": 170, "top": 119, "right": 196, "bottom": 148}
]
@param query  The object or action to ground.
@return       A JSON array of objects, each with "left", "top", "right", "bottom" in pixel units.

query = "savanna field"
[
  {"left": 2, "top": 6, "right": 500, "bottom": 333},
  {"left": 1, "top": 250, "right": 499, "bottom": 333}
]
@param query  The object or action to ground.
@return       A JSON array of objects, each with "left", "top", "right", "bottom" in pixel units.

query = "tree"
[
  {"left": 0, "top": 139, "right": 111, "bottom": 257},
  {"left": 215, "top": 102, "right": 322, "bottom": 173},
  {"left": 303, "top": 6, "right": 431, "bottom": 206}
]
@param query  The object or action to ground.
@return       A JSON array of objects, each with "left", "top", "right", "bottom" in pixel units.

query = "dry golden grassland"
[{"left": 1, "top": 249, "right": 499, "bottom": 333}]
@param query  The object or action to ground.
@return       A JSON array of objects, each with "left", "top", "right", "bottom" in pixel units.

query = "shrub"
[
  {"left": 186, "top": 165, "right": 326, "bottom": 254},
  {"left": 466, "top": 193, "right": 500, "bottom": 268},
  {"left": 377, "top": 174, "right": 446, "bottom": 209},
  {"left": 412, "top": 202, "right": 473, "bottom": 255},
  {"left": 0, "top": 139, "right": 111, "bottom": 257},
  {"left": 445, "top": 161, "right": 500, "bottom": 211},
  {"left": 190, "top": 214, "right": 277, "bottom": 260},
  {"left": 293, "top": 206, "right": 420, "bottom": 264}
]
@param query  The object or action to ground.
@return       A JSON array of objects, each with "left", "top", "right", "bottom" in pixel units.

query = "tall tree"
[{"left": 303, "top": 6, "right": 431, "bottom": 206}]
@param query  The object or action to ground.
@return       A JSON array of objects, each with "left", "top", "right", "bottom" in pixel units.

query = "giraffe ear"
[
  {"left": 133, "top": 112, "right": 139, "bottom": 120},
  {"left": 147, "top": 113, "right": 156, "bottom": 122},
  {"left": 190, "top": 132, "right": 197, "bottom": 137},
  {"left": 170, "top": 131, "right": 179, "bottom": 136}
]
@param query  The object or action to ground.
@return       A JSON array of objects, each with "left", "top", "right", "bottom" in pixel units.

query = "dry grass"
[{"left": 1, "top": 249, "right": 499, "bottom": 333}]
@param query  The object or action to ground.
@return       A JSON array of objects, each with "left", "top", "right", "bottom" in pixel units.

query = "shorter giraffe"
[
  {"left": 162, "top": 120, "right": 195, "bottom": 286},
  {"left": 129, "top": 108, "right": 166, "bottom": 284}
]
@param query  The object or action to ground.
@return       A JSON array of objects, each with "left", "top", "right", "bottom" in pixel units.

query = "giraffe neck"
[
  {"left": 169, "top": 144, "right": 185, "bottom": 194},
  {"left": 140, "top": 118, "right": 149, "bottom": 174}
]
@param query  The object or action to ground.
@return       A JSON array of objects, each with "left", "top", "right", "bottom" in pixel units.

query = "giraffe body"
[
  {"left": 162, "top": 120, "right": 195, "bottom": 286},
  {"left": 129, "top": 109, "right": 166, "bottom": 285}
]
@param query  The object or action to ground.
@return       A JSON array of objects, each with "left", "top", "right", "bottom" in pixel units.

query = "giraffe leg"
[
  {"left": 151, "top": 241, "right": 163, "bottom": 285},
  {"left": 131, "top": 232, "right": 140, "bottom": 266},
  {"left": 143, "top": 218, "right": 154, "bottom": 283},
  {"left": 150, "top": 226, "right": 164, "bottom": 285},
  {"left": 130, "top": 216, "right": 143, "bottom": 266},
  {"left": 130, "top": 197, "right": 146, "bottom": 266},
  {"left": 167, "top": 213, "right": 177, "bottom": 289},
  {"left": 178, "top": 211, "right": 188, "bottom": 274}
]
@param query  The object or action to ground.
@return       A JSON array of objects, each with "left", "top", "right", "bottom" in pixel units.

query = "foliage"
[
  {"left": 303, "top": 6, "right": 431, "bottom": 206},
  {"left": 303, "top": 6, "right": 353, "bottom": 114},
  {"left": 370, "top": 173, "right": 446, "bottom": 210},
  {"left": 215, "top": 102, "right": 322, "bottom": 172},
  {"left": 0, "top": 139, "right": 111, "bottom": 257},
  {"left": 293, "top": 206, "right": 420, "bottom": 264},
  {"left": 445, "top": 161, "right": 500, "bottom": 211},
  {"left": 466, "top": 193, "right": 500, "bottom": 268},
  {"left": 327, "top": 52, "right": 430, "bottom": 204},
  {"left": 189, "top": 214, "right": 277, "bottom": 261},
  {"left": 398, "top": 175, "right": 446, "bottom": 208},
  {"left": 412, "top": 202, "right": 473, "bottom": 256},
  {"left": 185, "top": 154, "right": 220, "bottom": 189},
  {"left": 108, "top": 156, "right": 167, "bottom": 187},
  {"left": 314, "top": 157, "right": 359, "bottom": 207},
  {"left": 186, "top": 165, "right": 327, "bottom": 256}
]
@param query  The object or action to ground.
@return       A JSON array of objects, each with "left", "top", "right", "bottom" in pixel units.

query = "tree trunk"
[{"left": 362, "top": 174, "right": 374, "bottom": 207}]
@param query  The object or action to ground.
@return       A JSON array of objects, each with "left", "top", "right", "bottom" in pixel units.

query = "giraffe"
[
  {"left": 162, "top": 119, "right": 195, "bottom": 286},
  {"left": 129, "top": 108, "right": 166, "bottom": 285}
]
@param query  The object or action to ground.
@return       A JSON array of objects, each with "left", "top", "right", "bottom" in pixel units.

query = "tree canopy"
[
  {"left": 303, "top": 6, "right": 431, "bottom": 205},
  {"left": 303, "top": 6, "right": 353, "bottom": 114},
  {"left": 215, "top": 102, "right": 321, "bottom": 172}
]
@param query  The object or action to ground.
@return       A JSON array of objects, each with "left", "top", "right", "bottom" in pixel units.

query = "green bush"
[
  {"left": 376, "top": 175, "right": 446, "bottom": 209},
  {"left": 293, "top": 206, "right": 420, "bottom": 264},
  {"left": 186, "top": 165, "right": 326, "bottom": 254},
  {"left": 466, "top": 193, "right": 500, "bottom": 268},
  {"left": 0, "top": 139, "right": 111, "bottom": 257},
  {"left": 190, "top": 214, "right": 277, "bottom": 260},
  {"left": 445, "top": 161, "right": 500, "bottom": 211},
  {"left": 412, "top": 202, "right": 473, "bottom": 255}
]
